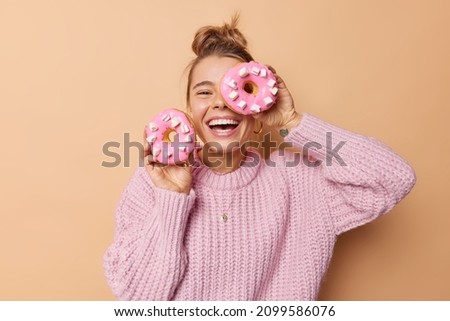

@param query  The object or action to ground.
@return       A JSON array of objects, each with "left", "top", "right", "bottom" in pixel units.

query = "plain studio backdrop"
[{"left": 0, "top": 0, "right": 449, "bottom": 300}]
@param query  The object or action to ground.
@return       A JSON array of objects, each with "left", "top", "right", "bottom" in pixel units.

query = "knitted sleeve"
[
  {"left": 103, "top": 167, "right": 195, "bottom": 300},
  {"left": 284, "top": 113, "right": 416, "bottom": 235}
]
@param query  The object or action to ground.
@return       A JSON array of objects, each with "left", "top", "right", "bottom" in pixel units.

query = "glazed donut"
[
  {"left": 146, "top": 108, "right": 196, "bottom": 165},
  {"left": 221, "top": 61, "right": 278, "bottom": 115}
]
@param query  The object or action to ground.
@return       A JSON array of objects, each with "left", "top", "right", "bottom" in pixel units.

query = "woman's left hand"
[{"left": 253, "top": 66, "right": 302, "bottom": 131}]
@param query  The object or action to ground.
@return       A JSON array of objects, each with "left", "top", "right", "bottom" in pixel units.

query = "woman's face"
[{"left": 188, "top": 56, "right": 255, "bottom": 153}]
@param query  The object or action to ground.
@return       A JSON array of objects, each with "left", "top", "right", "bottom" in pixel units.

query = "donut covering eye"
[
  {"left": 221, "top": 61, "right": 278, "bottom": 115},
  {"left": 146, "top": 108, "right": 196, "bottom": 165}
]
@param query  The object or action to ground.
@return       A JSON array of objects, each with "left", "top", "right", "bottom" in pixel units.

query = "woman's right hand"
[{"left": 143, "top": 127, "right": 193, "bottom": 194}]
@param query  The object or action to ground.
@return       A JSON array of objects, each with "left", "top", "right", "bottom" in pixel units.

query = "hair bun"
[{"left": 192, "top": 15, "right": 248, "bottom": 57}]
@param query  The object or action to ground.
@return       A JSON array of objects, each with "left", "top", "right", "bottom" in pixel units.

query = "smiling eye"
[{"left": 197, "top": 90, "right": 212, "bottom": 96}]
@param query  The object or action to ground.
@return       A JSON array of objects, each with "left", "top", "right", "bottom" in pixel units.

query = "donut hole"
[
  {"left": 243, "top": 81, "right": 259, "bottom": 96},
  {"left": 162, "top": 128, "right": 178, "bottom": 143}
]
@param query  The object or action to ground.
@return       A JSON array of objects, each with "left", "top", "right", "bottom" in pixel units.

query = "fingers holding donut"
[
  {"left": 265, "top": 68, "right": 302, "bottom": 130},
  {"left": 265, "top": 65, "right": 288, "bottom": 91},
  {"left": 144, "top": 153, "right": 193, "bottom": 194}
]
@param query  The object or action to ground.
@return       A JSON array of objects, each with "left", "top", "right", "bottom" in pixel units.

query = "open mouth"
[{"left": 207, "top": 118, "right": 240, "bottom": 133}]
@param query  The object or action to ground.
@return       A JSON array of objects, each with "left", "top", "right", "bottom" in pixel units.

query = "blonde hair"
[{"left": 186, "top": 14, "right": 254, "bottom": 105}]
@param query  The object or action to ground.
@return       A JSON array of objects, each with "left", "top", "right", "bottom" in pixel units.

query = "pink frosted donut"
[
  {"left": 145, "top": 108, "right": 195, "bottom": 165},
  {"left": 221, "top": 61, "right": 278, "bottom": 115}
]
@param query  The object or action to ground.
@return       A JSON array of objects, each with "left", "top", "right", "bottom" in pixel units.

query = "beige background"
[{"left": 1, "top": 0, "right": 449, "bottom": 300}]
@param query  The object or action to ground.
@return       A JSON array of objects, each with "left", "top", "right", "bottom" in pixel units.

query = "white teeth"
[{"left": 208, "top": 119, "right": 240, "bottom": 126}]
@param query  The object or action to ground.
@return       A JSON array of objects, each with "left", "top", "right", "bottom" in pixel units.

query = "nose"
[{"left": 213, "top": 94, "right": 227, "bottom": 110}]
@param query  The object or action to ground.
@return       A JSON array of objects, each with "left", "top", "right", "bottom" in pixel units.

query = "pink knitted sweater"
[{"left": 103, "top": 113, "right": 416, "bottom": 300}]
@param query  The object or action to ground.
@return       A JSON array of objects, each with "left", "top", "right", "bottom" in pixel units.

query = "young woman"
[{"left": 103, "top": 17, "right": 416, "bottom": 300}]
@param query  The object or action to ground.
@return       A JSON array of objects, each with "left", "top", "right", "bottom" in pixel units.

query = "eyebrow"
[{"left": 192, "top": 80, "right": 215, "bottom": 90}]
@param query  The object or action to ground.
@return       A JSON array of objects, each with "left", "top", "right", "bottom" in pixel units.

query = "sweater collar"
[{"left": 192, "top": 149, "right": 262, "bottom": 190}]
